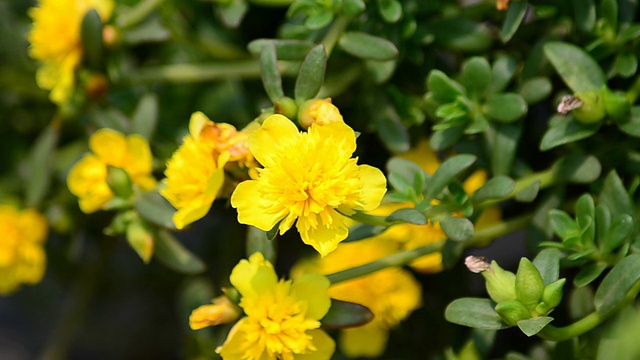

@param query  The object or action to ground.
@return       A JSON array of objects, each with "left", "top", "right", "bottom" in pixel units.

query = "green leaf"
[
  {"left": 543, "top": 41, "right": 606, "bottom": 92},
  {"left": 613, "top": 51, "right": 638, "bottom": 78},
  {"left": 154, "top": 230, "right": 206, "bottom": 274},
  {"left": 445, "top": 298, "right": 510, "bottom": 330},
  {"left": 126, "top": 217, "right": 154, "bottom": 264},
  {"left": 294, "top": 45, "right": 327, "bottom": 102},
  {"left": 134, "top": 191, "right": 178, "bottom": 230},
  {"left": 430, "top": 18, "right": 493, "bottom": 53},
  {"left": 386, "top": 208, "right": 427, "bottom": 225},
  {"left": 515, "top": 180, "right": 540, "bottom": 202},
  {"left": 440, "top": 214, "right": 474, "bottom": 242},
  {"left": 596, "top": 204, "right": 613, "bottom": 249},
  {"left": 549, "top": 209, "right": 580, "bottom": 240},
  {"left": 573, "top": 0, "right": 596, "bottom": 32},
  {"left": 462, "top": 57, "right": 491, "bottom": 99},
  {"left": 492, "top": 123, "right": 522, "bottom": 176},
  {"left": 217, "top": 0, "right": 248, "bottom": 28},
  {"left": 600, "top": 0, "right": 618, "bottom": 33},
  {"left": 365, "top": 59, "right": 397, "bottom": 84},
  {"left": 488, "top": 56, "right": 517, "bottom": 94},
  {"left": 430, "top": 126, "right": 465, "bottom": 150},
  {"left": 343, "top": 0, "right": 366, "bottom": 15},
  {"left": 518, "top": 77, "right": 552, "bottom": 105},
  {"left": 305, "top": 12, "right": 333, "bottom": 30},
  {"left": 602, "top": 215, "right": 633, "bottom": 254},
  {"left": 533, "top": 248, "right": 562, "bottom": 285},
  {"left": 121, "top": 18, "right": 170, "bottom": 44},
  {"left": 553, "top": 154, "right": 602, "bottom": 183},
  {"left": 130, "top": 93, "right": 158, "bottom": 140},
  {"left": 91, "top": 108, "right": 130, "bottom": 133},
  {"left": 594, "top": 253, "right": 640, "bottom": 315},
  {"left": 576, "top": 194, "right": 596, "bottom": 228},
  {"left": 81, "top": 9, "right": 104, "bottom": 70},
  {"left": 423, "top": 154, "right": 477, "bottom": 200},
  {"left": 321, "top": 299, "right": 374, "bottom": 329},
  {"left": 483, "top": 93, "right": 528, "bottom": 123},
  {"left": 501, "top": 1, "right": 528, "bottom": 42},
  {"left": 427, "top": 70, "right": 465, "bottom": 103},
  {"left": 574, "top": 262, "right": 608, "bottom": 287},
  {"left": 372, "top": 95, "right": 410, "bottom": 154},
  {"left": 540, "top": 116, "right": 601, "bottom": 151},
  {"left": 387, "top": 158, "right": 429, "bottom": 187},
  {"left": 339, "top": 31, "right": 399, "bottom": 61},
  {"left": 377, "top": 0, "right": 402, "bottom": 23},
  {"left": 248, "top": 39, "right": 315, "bottom": 61},
  {"left": 517, "top": 317, "right": 553, "bottom": 336},
  {"left": 599, "top": 171, "right": 635, "bottom": 220},
  {"left": 246, "top": 226, "right": 276, "bottom": 263},
  {"left": 260, "top": 43, "right": 284, "bottom": 103},
  {"left": 25, "top": 124, "right": 60, "bottom": 207},
  {"left": 617, "top": 107, "right": 640, "bottom": 138},
  {"left": 472, "top": 176, "right": 515, "bottom": 203},
  {"left": 344, "top": 224, "right": 387, "bottom": 242}
]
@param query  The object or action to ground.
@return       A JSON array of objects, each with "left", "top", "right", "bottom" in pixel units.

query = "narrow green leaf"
[
  {"left": 549, "top": 209, "right": 580, "bottom": 240},
  {"left": 617, "top": 107, "right": 640, "bottom": 138},
  {"left": 321, "top": 299, "right": 374, "bottom": 329},
  {"left": 462, "top": 57, "right": 491, "bottom": 99},
  {"left": 533, "top": 248, "right": 562, "bottom": 285},
  {"left": 540, "top": 116, "right": 601, "bottom": 151},
  {"left": 248, "top": 39, "right": 315, "bottom": 61},
  {"left": 492, "top": 123, "right": 522, "bottom": 176},
  {"left": 430, "top": 126, "right": 465, "bottom": 150},
  {"left": 595, "top": 253, "right": 640, "bottom": 315},
  {"left": 386, "top": 208, "right": 427, "bottom": 225},
  {"left": 517, "top": 317, "right": 553, "bottom": 336},
  {"left": 515, "top": 180, "right": 540, "bottom": 202},
  {"left": 472, "top": 176, "right": 515, "bottom": 203},
  {"left": 596, "top": 204, "right": 613, "bottom": 249},
  {"left": 483, "top": 93, "right": 528, "bottom": 123},
  {"left": 553, "top": 154, "right": 602, "bottom": 183},
  {"left": 373, "top": 96, "right": 410, "bottom": 154},
  {"left": 305, "top": 12, "right": 333, "bottom": 30},
  {"left": 440, "top": 214, "right": 474, "bottom": 242},
  {"left": 573, "top": 0, "right": 596, "bottom": 32},
  {"left": 387, "top": 158, "right": 429, "bottom": 186},
  {"left": 599, "top": 171, "right": 635, "bottom": 220},
  {"left": 134, "top": 191, "right": 178, "bottom": 230},
  {"left": 91, "top": 108, "right": 130, "bottom": 133},
  {"left": 427, "top": 70, "right": 466, "bottom": 103},
  {"left": 600, "top": 0, "right": 618, "bottom": 33},
  {"left": 344, "top": 224, "right": 387, "bottom": 242},
  {"left": 247, "top": 226, "right": 276, "bottom": 263},
  {"left": 261, "top": 43, "right": 284, "bottom": 103},
  {"left": 602, "top": 215, "right": 633, "bottom": 254},
  {"left": 423, "top": 154, "right": 477, "bottom": 200},
  {"left": 339, "top": 31, "right": 398, "bottom": 61},
  {"left": 430, "top": 18, "right": 493, "bottom": 53},
  {"left": 574, "top": 262, "right": 608, "bottom": 287},
  {"left": 81, "top": 9, "right": 104, "bottom": 70},
  {"left": 25, "top": 124, "right": 59, "bottom": 207},
  {"left": 294, "top": 45, "right": 327, "bottom": 102},
  {"left": 488, "top": 56, "right": 517, "bottom": 94},
  {"left": 543, "top": 41, "right": 606, "bottom": 92},
  {"left": 445, "top": 298, "right": 510, "bottom": 330},
  {"left": 130, "top": 93, "right": 158, "bottom": 140},
  {"left": 155, "top": 230, "right": 206, "bottom": 274},
  {"left": 501, "top": 1, "right": 528, "bottom": 42},
  {"left": 217, "top": 0, "right": 248, "bottom": 28},
  {"left": 126, "top": 217, "right": 154, "bottom": 264},
  {"left": 575, "top": 194, "right": 596, "bottom": 229}
]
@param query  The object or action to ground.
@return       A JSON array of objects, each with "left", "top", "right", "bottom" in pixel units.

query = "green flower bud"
[
  {"left": 515, "top": 258, "right": 545, "bottom": 310},
  {"left": 465, "top": 256, "right": 516, "bottom": 303},
  {"left": 106, "top": 166, "right": 133, "bottom": 198},
  {"left": 495, "top": 300, "right": 530, "bottom": 326},
  {"left": 126, "top": 217, "right": 154, "bottom": 264},
  {"left": 274, "top": 96, "right": 298, "bottom": 120},
  {"left": 541, "top": 278, "right": 566, "bottom": 310},
  {"left": 602, "top": 88, "right": 631, "bottom": 119},
  {"left": 572, "top": 89, "right": 606, "bottom": 124}
]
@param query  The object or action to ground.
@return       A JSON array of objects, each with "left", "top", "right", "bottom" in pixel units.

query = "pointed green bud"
[
  {"left": 515, "top": 258, "right": 545, "bottom": 310},
  {"left": 571, "top": 89, "right": 606, "bottom": 124},
  {"left": 541, "top": 278, "right": 566, "bottom": 311},
  {"left": 465, "top": 256, "right": 516, "bottom": 303},
  {"left": 495, "top": 300, "right": 530, "bottom": 326},
  {"left": 106, "top": 166, "right": 134, "bottom": 198},
  {"left": 602, "top": 88, "right": 631, "bottom": 119}
]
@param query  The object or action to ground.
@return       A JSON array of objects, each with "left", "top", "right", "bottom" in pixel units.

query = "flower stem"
[
  {"left": 322, "top": 15, "right": 352, "bottom": 56},
  {"left": 345, "top": 211, "right": 395, "bottom": 227},
  {"left": 117, "top": 0, "right": 165, "bottom": 28},
  {"left": 327, "top": 213, "right": 533, "bottom": 284}
]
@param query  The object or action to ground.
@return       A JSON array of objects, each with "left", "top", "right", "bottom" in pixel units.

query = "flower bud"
[
  {"left": 465, "top": 256, "right": 516, "bottom": 303},
  {"left": 571, "top": 89, "right": 606, "bottom": 124},
  {"left": 495, "top": 300, "right": 530, "bottom": 326},
  {"left": 274, "top": 97, "right": 298, "bottom": 120},
  {"left": 106, "top": 166, "right": 133, "bottom": 198},
  {"left": 297, "top": 98, "right": 343, "bottom": 129},
  {"left": 541, "top": 278, "right": 566, "bottom": 310},
  {"left": 125, "top": 217, "right": 154, "bottom": 263},
  {"left": 515, "top": 258, "right": 544, "bottom": 310},
  {"left": 602, "top": 88, "right": 631, "bottom": 119},
  {"left": 189, "top": 295, "right": 242, "bottom": 330}
]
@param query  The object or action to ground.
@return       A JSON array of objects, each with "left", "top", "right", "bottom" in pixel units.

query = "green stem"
[
  {"left": 327, "top": 213, "right": 533, "bottom": 284},
  {"left": 345, "top": 211, "right": 395, "bottom": 227},
  {"left": 321, "top": 15, "right": 352, "bottom": 56},
  {"left": 123, "top": 60, "right": 299, "bottom": 84},
  {"left": 511, "top": 168, "right": 555, "bottom": 198},
  {"left": 117, "top": 0, "right": 164, "bottom": 28}
]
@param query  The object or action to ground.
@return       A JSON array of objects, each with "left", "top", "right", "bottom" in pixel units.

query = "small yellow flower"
[
  {"left": 160, "top": 112, "right": 233, "bottom": 229},
  {"left": 28, "top": 0, "right": 115, "bottom": 104},
  {"left": 496, "top": 0, "right": 511, "bottom": 10},
  {"left": 215, "top": 252, "right": 335, "bottom": 360},
  {"left": 298, "top": 98, "right": 344, "bottom": 129},
  {"left": 292, "top": 238, "right": 422, "bottom": 358},
  {"left": 67, "top": 128, "right": 156, "bottom": 213},
  {"left": 231, "top": 114, "right": 387, "bottom": 257},
  {"left": 189, "top": 295, "right": 242, "bottom": 330},
  {"left": 0, "top": 205, "right": 48, "bottom": 295}
]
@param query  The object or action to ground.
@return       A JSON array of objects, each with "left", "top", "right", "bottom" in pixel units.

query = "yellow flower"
[
  {"left": 67, "top": 128, "right": 156, "bottom": 213},
  {"left": 160, "top": 112, "right": 233, "bottom": 229},
  {"left": 0, "top": 205, "right": 48, "bottom": 295},
  {"left": 28, "top": 0, "right": 114, "bottom": 104},
  {"left": 292, "top": 238, "right": 422, "bottom": 358},
  {"left": 298, "top": 99, "right": 344, "bottom": 129},
  {"left": 189, "top": 295, "right": 242, "bottom": 330},
  {"left": 231, "top": 114, "right": 387, "bottom": 257},
  {"left": 496, "top": 0, "right": 510, "bottom": 11},
  {"left": 216, "top": 252, "right": 335, "bottom": 360}
]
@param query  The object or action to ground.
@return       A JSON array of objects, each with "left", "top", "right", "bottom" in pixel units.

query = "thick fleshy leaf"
[
  {"left": 386, "top": 208, "right": 427, "bottom": 225},
  {"left": 430, "top": 18, "right": 493, "bottom": 53},
  {"left": 573, "top": 0, "right": 596, "bottom": 32},
  {"left": 130, "top": 93, "right": 158, "bottom": 140},
  {"left": 423, "top": 154, "right": 476, "bottom": 200},
  {"left": 483, "top": 93, "right": 527, "bottom": 123},
  {"left": 81, "top": 9, "right": 104, "bottom": 69},
  {"left": 427, "top": 70, "right": 465, "bottom": 103},
  {"left": 154, "top": 230, "right": 206, "bottom": 274},
  {"left": 533, "top": 248, "right": 562, "bottom": 285},
  {"left": 517, "top": 317, "right": 553, "bottom": 336},
  {"left": 594, "top": 253, "right": 640, "bottom": 315},
  {"left": 25, "top": 123, "right": 60, "bottom": 207},
  {"left": 574, "top": 262, "right": 608, "bottom": 287},
  {"left": 377, "top": 0, "right": 402, "bottom": 23},
  {"left": 321, "top": 299, "right": 374, "bottom": 329},
  {"left": 553, "top": 154, "right": 601, "bottom": 183},
  {"left": 295, "top": 45, "right": 327, "bottom": 102},
  {"left": 343, "top": 224, "right": 387, "bottom": 242},
  {"left": 519, "top": 77, "right": 552, "bottom": 104},
  {"left": 472, "top": 176, "right": 515, "bottom": 203},
  {"left": 488, "top": 56, "right": 517, "bottom": 94},
  {"left": 440, "top": 214, "right": 474, "bottom": 242},
  {"left": 445, "top": 298, "right": 510, "bottom": 330},
  {"left": 540, "top": 117, "right": 600, "bottom": 151},
  {"left": 461, "top": 57, "right": 491, "bottom": 99},
  {"left": 544, "top": 41, "right": 606, "bottom": 92},
  {"left": 246, "top": 226, "right": 276, "bottom": 264},
  {"left": 501, "top": 1, "right": 528, "bottom": 42},
  {"left": 339, "top": 32, "right": 398, "bottom": 61},
  {"left": 515, "top": 180, "right": 540, "bottom": 202},
  {"left": 492, "top": 123, "right": 522, "bottom": 176},
  {"left": 599, "top": 171, "right": 635, "bottom": 220},
  {"left": 135, "top": 192, "right": 178, "bottom": 230},
  {"left": 260, "top": 43, "right": 284, "bottom": 102},
  {"left": 248, "top": 39, "right": 315, "bottom": 60}
]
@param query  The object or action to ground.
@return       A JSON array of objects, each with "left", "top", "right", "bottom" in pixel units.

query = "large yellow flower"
[
  {"left": 28, "top": 0, "right": 114, "bottom": 104},
  {"left": 216, "top": 252, "right": 335, "bottom": 360},
  {"left": 67, "top": 128, "right": 156, "bottom": 213},
  {"left": 231, "top": 114, "right": 387, "bottom": 257},
  {"left": 0, "top": 205, "right": 48, "bottom": 295},
  {"left": 292, "top": 238, "right": 422, "bottom": 358}
]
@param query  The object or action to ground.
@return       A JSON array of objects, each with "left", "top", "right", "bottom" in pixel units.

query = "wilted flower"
[
  {"left": 231, "top": 114, "right": 387, "bottom": 257},
  {"left": 189, "top": 295, "right": 242, "bottom": 330},
  {"left": 67, "top": 128, "right": 156, "bottom": 213},
  {"left": 28, "top": 0, "right": 114, "bottom": 104},
  {"left": 298, "top": 98, "right": 344, "bottom": 129},
  {"left": 0, "top": 205, "right": 48, "bottom": 295},
  {"left": 215, "top": 252, "right": 335, "bottom": 359},
  {"left": 293, "top": 237, "right": 422, "bottom": 358}
]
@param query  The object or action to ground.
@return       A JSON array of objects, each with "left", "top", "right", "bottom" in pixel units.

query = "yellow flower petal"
[
  {"left": 229, "top": 252, "right": 278, "bottom": 299},
  {"left": 248, "top": 114, "right": 300, "bottom": 167},
  {"left": 124, "top": 134, "right": 154, "bottom": 178},
  {"left": 297, "top": 210, "right": 348, "bottom": 257},
  {"left": 231, "top": 180, "right": 287, "bottom": 231},
  {"left": 89, "top": 128, "right": 127, "bottom": 167},
  {"left": 463, "top": 169, "right": 488, "bottom": 194},
  {"left": 356, "top": 165, "right": 387, "bottom": 211},
  {"left": 215, "top": 317, "right": 250, "bottom": 360},
  {"left": 296, "top": 329, "right": 336, "bottom": 360},
  {"left": 398, "top": 138, "right": 441, "bottom": 175},
  {"left": 291, "top": 274, "right": 331, "bottom": 320},
  {"left": 340, "top": 322, "right": 389, "bottom": 358},
  {"left": 66, "top": 154, "right": 113, "bottom": 213}
]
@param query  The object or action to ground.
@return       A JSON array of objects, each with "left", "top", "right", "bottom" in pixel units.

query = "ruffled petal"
[
  {"left": 172, "top": 201, "right": 212, "bottom": 230},
  {"left": 231, "top": 180, "right": 286, "bottom": 231},
  {"left": 249, "top": 114, "right": 300, "bottom": 167},
  {"left": 297, "top": 211, "right": 348, "bottom": 257},
  {"left": 229, "top": 252, "right": 278, "bottom": 299},
  {"left": 291, "top": 274, "right": 331, "bottom": 320},
  {"left": 125, "top": 134, "right": 153, "bottom": 177},
  {"left": 89, "top": 128, "right": 127, "bottom": 167},
  {"left": 356, "top": 165, "right": 387, "bottom": 211},
  {"left": 215, "top": 318, "right": 251, "bottom": 360},
  {"left": 295, "top": 329, "right": 336, "bottom": 360},
  {"left": 309, "top": 120, "right": 356, "bottom": 157}
]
